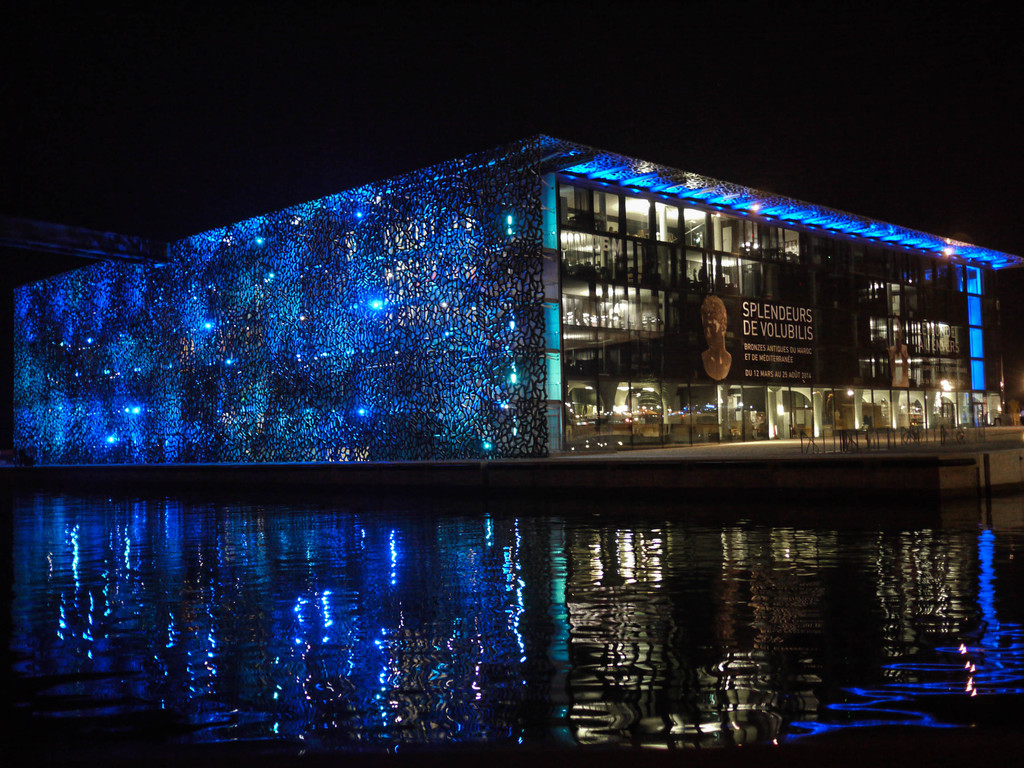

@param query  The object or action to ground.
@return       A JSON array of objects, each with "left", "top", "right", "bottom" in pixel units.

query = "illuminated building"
[{"left": 13, "top": 136, "right": 1022, "bottom": 463}]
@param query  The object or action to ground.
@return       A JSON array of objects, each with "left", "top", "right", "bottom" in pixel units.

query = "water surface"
[{"left": 9, "top": 493, "right": 1024, "bottom": 756}]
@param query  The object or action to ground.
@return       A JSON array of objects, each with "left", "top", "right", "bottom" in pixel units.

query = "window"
[
  {"left": 953, "top": 264, "right": 966, "bottom": 292},
  {"left": 870, "top": 317, "right": 889, "bottom": 345},
  {"left": 713, "top": 215, "right": 748, "bottom": 254},
  {"left": 624, "top": 196, "right": 651, "bottom": 237},
  {"left": 594, "top": 190, "right": 620, "bottom": 234},
  {"left": 969, "top": 327, "right": 984, "bottom": 359},
  {"left": 656, "top": 244, "right": 673, "bottom": 288},
  {"left": 968, "top": 295, "right": 982, "bottom": 326},
  {"left": 682, "top": 209, "right": 706, "bottom": 248},
  {"left": 560, "top": 231, "right": 624, "bottom": 282},
  {"left": 559, "top": 183, "right": 591, "bottom": 227},
  {"left": 654, "top": 202, "right": 679, "bottom": 242},
  {"left": 719, "top": 256, "right": 740, "bottom": 293},
  {"left": 967, "top": 266, "right": 983, "bottom": 295},
  {"left": 738, "top": 258, "right": 761, "bottom": 297},
  {"left": 778, "top": 230, "right": 799, "bottom": 261},
  {"left": 684, "top": 249, "right": 709, "bottom": 291},
  {"left": 971, "top": 359, "right": 986, "bottom": 390},
  {"left": 636, "top": 288, "right": 664, "bottom": 333}
]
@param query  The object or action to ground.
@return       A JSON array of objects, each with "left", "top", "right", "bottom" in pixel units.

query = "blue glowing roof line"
[
  {"left": 621, "top": 172, "right": 666, "bottom": 188},
  {"left": 536, "top": 135, "right": 1021, "bottom": 268}
]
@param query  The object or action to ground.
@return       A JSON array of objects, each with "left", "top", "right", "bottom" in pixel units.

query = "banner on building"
[{"left": 738, "top": 299, "right": 814, "bottom": 383}]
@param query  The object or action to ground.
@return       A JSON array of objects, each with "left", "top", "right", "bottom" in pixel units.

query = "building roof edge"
[{"left": 532, "top": 134, "right": 1021, "bottom": 269}]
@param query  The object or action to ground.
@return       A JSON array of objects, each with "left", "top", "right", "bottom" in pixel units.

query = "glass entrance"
[
  {"left": 790, "top": 387, "right": 813, "bottom": 438},
  {"left": 745, "top": 386, "right": 767, "bottom": 440},
  {"left": 723, "top": 385, "right": 745, "bottom": 441}
]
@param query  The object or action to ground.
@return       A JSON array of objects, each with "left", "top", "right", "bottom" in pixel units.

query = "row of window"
[
  {"left": 563, "top": 379, "right": 1002, "bottom": 450},
  {"left": 559, "top": 232, "right": 991, "bottom": 328},
  {"left": 560, "top": 280, "right": 993, "bottom": 355},
  {"left": 558, "top": 179, "right": 988, "bottom": 295},
  {"left": 561, "top": 334, "right": 989, "bottom": 392}
]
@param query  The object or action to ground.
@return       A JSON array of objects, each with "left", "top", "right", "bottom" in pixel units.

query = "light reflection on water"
[{"left": 9, "top": 493, "right": 1024, "bottom": 753}]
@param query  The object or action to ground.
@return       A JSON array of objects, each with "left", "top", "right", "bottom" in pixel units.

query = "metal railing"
[{"left": 800, "top": 424, "right": 988, "bottom": 454}]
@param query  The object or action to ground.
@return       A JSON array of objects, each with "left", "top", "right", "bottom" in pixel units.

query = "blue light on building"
[{"left": 14, "top": 138, "right": 552, "bottom": 463}]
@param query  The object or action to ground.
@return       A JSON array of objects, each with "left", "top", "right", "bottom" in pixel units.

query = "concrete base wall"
[
  {"left": 985, "top": 450, "right": 1024, "bottom": 492},
  {"left": 7, "top": 454, "right": 1007, "bottom": 503}
]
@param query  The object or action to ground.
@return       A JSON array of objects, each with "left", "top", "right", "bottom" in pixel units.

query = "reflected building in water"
[
  {"left": 13, "top": 500, "right": 563, "bottom": 746},
  {"left": 11, "top": 496, "right": 1024, "bottom": 749},
  {"left": 559, "top": 520, "right": 1006, "bottom": 745},
  {"left": 561, "top": 524, "right": 827, "bottom": 746}
]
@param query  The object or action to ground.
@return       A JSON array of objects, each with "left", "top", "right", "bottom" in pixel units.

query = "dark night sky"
[{"left": 3, "top": 2, "right": 1024, "bottom": 419}]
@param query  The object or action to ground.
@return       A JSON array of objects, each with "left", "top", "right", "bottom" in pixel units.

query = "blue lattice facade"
[{"left": 14, "top": 138, "right": 552, "bottom": 463}]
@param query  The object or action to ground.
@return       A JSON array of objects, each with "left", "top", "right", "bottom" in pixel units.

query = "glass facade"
[{"left": 557, "top": 177, "right": 1002, "bottom": 450}]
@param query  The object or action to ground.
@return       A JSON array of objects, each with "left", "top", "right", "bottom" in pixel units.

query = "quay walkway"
[{"left": 5, "top": 427, "right": 1023, "bottom": 504}]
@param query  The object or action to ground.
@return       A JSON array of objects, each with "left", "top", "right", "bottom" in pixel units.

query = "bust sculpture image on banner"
[
  {"left": 889, "top": 318, "right": 910, "bottom": 388},
  {"left": 701, "top": 294, "right": 732, "bottom": 381}
]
